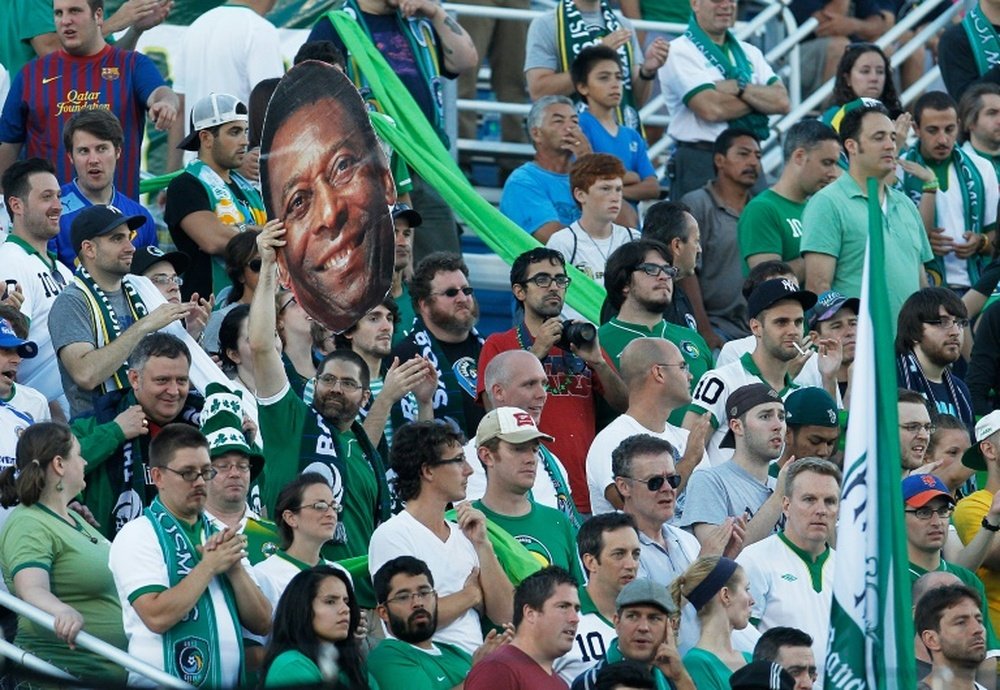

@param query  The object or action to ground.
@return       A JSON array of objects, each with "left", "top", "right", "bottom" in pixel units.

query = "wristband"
[
  {"left": 922, "top": 180, "right": 939, "bottom": 193},
  {"left": 639, "top": 67, "right": 655, "bottom": 81},
  {"left": 983, "top": 516, "right": 1000, "bottom": 532},
  {"left": 980, "top": 234, "right": 992, "bottom": 256}
]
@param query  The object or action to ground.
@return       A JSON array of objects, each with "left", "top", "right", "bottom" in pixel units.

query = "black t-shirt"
[
  {"left": 939, "top": 19, "right": 1000, "bottom": 102},
  {"left": 163, "top": 171, "right": 255, "bottom": 301}
]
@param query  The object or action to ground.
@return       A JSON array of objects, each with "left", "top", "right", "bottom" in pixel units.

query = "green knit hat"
[{"left": 200, "top": 382, "right": 264, "bottom": 480}]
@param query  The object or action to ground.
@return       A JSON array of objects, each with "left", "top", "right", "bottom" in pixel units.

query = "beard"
[
  {"left": 388, "top": 608, "right": 437, "bottom": 644},
  {"left": 313, "top": 391, "right": 361, "bottom": 428}
]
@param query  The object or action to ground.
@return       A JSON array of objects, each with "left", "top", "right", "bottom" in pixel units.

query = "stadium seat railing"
[{"left": 0, "top": 589, "right": 195, "bottom": 689}]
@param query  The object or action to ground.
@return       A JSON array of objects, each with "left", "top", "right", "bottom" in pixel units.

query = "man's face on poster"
[{"left": 265, "top": 92, "right": 396, "bottom": 332}]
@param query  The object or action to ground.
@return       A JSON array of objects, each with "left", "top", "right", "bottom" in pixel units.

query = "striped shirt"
[{"left": 0, "top": 45, "right": 164, "bottom": 199}]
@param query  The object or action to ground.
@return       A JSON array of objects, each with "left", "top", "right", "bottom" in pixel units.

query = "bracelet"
[
  {"left": 983, "top": 516, "right": 1000, "bottom": 532},
  {"left": 922, "top": 179, "right": 939, "bottom": 193},
  {"left": 639, "top": 67, "right": 655, "bottom": 81},
  {"left": 980, "top": 234, "right": 992, "bottom": 255}
]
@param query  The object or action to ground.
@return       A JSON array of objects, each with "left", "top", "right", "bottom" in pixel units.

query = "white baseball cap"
[{"left": 475, "top": 407, "right": 554, "bottom": 447}]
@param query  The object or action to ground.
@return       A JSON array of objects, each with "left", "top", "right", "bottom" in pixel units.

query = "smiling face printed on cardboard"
[{"left": 260, "top": 61, "right": 396, "bottom": 332}]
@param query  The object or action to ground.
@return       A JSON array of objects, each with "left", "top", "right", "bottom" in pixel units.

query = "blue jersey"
[
  {"left": 0, "top": 45, "right": 164, "bottom": 199},
  {"left": 53, "top": 180, "right": 158, "bottom": 268},
  {"left": 579, "top": 111, "right": 656, "bottom": 181}
]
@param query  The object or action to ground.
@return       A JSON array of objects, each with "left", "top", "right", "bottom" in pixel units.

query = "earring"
[{"left": 55, "top": 478, "right": 64, "bottom": 492}]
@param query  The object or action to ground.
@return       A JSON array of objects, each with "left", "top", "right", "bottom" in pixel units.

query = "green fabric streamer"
[{"left": 328, "top": 11, "right": 607, "bottom": 324}]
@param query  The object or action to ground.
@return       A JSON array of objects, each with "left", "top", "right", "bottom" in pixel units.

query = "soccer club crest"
[{"left": 174, "top": 636, "right": 210, "bottom": 685}]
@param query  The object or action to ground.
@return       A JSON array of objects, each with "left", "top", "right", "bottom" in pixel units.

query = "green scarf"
[
  {"left": 963, "top": 4, "right": 1000, "bottom": 77},
  {"left": 536, "top": 445, "right": 582, "bottom": 530},
  {"left": 328, "top": 12, "right": 607, "bottom": 324},
  {"left": 556, "top": 0, "right": 642, "bottom": 133},
  {"left": 185, "top": 159, "right": 266, "bottom": 295},
  {"left": 900, "top": 144, "right": 987, "bottom": 285},
  {"left": 327, "top": 0, "right": 449, "bottom": 145},
  {"left": 604, "top": 639, "right": 674, "bottom": 690},
  {"left": 73, "top": 268, "right": 149, "bottom": 394},
  {"left": 684, "top": 18, "right": 770, "bottom": 140},
  {"left": 145, "top": 497, "right": 244, "bottom": 688}
]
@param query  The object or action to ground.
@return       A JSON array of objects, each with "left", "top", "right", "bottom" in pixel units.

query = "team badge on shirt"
[{"left": 101, "top": 67, "right": 120, "bottom": 81}]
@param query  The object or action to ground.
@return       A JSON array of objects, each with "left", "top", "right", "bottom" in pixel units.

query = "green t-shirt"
[
  {"left": 472, "top": 500, "right": 585, "bottom": 584},
  {"left": 0, "top": 1, "right": 55, "bottom": 76},
  {"left": 682, "top": 648, "right": 752, "bottom": 690},
  {"left": 392, "top": 282, "right": 417, "bottom": 347},
  {"left": 909, "top": 558, "right": 1000, "bottom": 649},
  {"left": 640, "top": 0, "right": 691, "bottom": 24},
  {"left": 737, "top": 189, "right": 806, "bottom": 273},
  {"left": 367, "top": 639, "right": 471, "bottom": 690},
  {"left": 598, "top": 317, "right": 714, "bottom": 426},
  {"left": 0, "top": 504, "right": 127, "bottom": 683},
  {"left": 264, "top": 649, "right": 381, "bottom": 689}
]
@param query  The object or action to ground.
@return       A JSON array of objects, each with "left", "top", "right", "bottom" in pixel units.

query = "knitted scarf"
[
  {"left": 963, "top": 4, "right": 1000, "bottom": 77},
  {"left": 896, "top": 350, "right": 974, "bottom": 429}
]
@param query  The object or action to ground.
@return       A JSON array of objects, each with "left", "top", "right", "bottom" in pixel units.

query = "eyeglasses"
[
  {"left": 162, "top": 466, "right": 218, "bottom": 483},
  {"left": 384, "top": 587, "right": 437, "bottom": 606},
  {"left": 278, "top": 295, "right": 297, "bottom": 315},
  {"left": 633, "top": 263, "right": 678, "bottom": 279},
  {"left": 619, "top": 473, "right": 681, "bottom": 491},
  {"left": 295, "top": 500, "right": 343, "bottom": 514},
  {"left": 923, "top": 317, "right": 969, "bottom": 330},
  {"left": 430, "top": 286, "right": 474, "bottom": 298},
  {"left": 248, "top": 258, "right": 262, "bottom": 273},
  {"left": 213, "top": 460, "right": 251, "bottom": 474},
  {"left": 905, "top": 506, "right": 953, "bottom": 520},
  {"left": 149, "top": 274, "right": 183, "bottom": 286},
  {"left": 316, "top": 374, "right": 362, "bottom": 391},
  {"left": 899, "top": 422, "right": 936, "bottom": 435},
  {"left": 522, "top": 273, "right": 572, "bottom": 289},
  {"left": 656, "top": 362, "right": 690, "bottom": 373},
  {"left": 429, "top": 454, "right": 467, "bottom": 467}
]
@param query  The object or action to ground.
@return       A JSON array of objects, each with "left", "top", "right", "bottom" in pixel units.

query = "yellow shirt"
[{"left": 953, "top": 489, "right": 1000, "bottom": 637}]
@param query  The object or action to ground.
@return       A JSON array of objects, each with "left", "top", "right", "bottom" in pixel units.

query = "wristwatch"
[{"left": 982, "top": 516, "right": 1000, "bottom": 532}]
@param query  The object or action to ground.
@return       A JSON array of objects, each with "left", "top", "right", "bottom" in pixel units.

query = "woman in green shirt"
[
  {"left": 670, "top": 556, "right": 754, "bottom": 690},
  {"left": 0, "top": 422, "right": 127, "bottom": 684},
  {"left": 261, "top": 565, "right": 378, "bottom": 689}
]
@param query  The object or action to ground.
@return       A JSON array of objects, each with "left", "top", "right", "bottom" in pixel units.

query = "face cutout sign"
[{"left": 260, "top": 60, "right": 396, "bottom": 332}]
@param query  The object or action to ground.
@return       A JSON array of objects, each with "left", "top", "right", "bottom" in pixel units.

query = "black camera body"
[{"left": 557, "top": 320, "right": 597, "bottom": 352}]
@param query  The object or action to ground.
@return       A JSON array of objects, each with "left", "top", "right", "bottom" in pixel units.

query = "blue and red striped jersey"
[{"left": 0, "top": 45, "right": 164, "bottom": 200}]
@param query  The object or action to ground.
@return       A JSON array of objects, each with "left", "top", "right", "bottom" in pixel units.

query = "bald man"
[{"left": 586, "top": 338, "right": 711, "bottom": 515}]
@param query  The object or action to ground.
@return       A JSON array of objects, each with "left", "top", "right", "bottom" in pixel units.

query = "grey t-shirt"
[
  {"left": 49, "top": 284, "right": 136, "bottom": 418},
  {"left": 524, "top": 9, "right": 642, "bottom": 74},
  {"left": 681, "top": 184, "right": 751, "bottom": 341},
  {"left": 679, "top": 460, "right": 778, "bottom": 532}
]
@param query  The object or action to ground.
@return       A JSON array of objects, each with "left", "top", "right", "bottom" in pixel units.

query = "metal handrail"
[
  {"left": 0, "top": 638, "right": 77, "bottom": 681},
  {"left": 0, "top": 589, "right": 194, "bottom": 689}
]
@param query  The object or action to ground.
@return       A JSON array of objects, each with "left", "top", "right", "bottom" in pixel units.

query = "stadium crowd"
[{"left": 3, "top": 0, "right": 1000, "bottom": 688}]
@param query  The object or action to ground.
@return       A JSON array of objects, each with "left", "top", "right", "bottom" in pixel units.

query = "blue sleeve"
[
  {"left": 632, "top": 131, "right": 656, "bottom": 179},
  {"left": 308, "top": 15, "right": 338, "bottom": 43},
  {"left": 50, "top": 224, "right": 75, "bottom": 269},
  {"left": 0, "top": 69, "right": 27, "bottom": 143},
  {"left": 132, "top": 53, "right": 166, "bottom": 106},
  {"left": 500, "top": 172, "right": 558, "bottom": 235}
]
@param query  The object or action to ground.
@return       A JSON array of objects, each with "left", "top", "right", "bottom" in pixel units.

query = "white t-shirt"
[
  {"left": 253, "top": 553, "right": 350, "bottom": 615},
  {"left": 173, "top": 5, "right": 284, "bottom": 162},
  {"left": 0, "top": 239, "right": 74, "bottom": 411},
  {"left": 109, "top": 514, "right": 258, "bottom": 688},
  {"left": 554, "top": 597, "right": 616, "bottom": 684},
  {"left": 546, "top": 222, "right": 638, "bottom": 285},
  {"left": 586, "top": 413, "right": 709, "bottom": 515},
  {"left": 462, "top": 437, "right": 572, "bottom": 512},
  {"left": 717, "top": 335, "right": 825, "bottom": 389},
  {"left": 659, "top": 35, "right": 778, "bottom": 143},
  {"left": 737, "top": 534, "right": 835, "bottom": 684},
  {"left": 368, "top": 510, "right": 482, "bottom": 655}
]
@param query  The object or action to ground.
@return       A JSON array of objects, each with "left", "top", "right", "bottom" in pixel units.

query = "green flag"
[{"left": 824, "top": 178, "right": 916, "bottom": 689}]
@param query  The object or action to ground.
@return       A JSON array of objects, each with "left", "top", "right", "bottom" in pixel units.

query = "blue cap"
[
  {"left": 901, "top": 474, "right": 954, "bottom": 508},
  {"left": 0, "top": 319, "right": 37, "bottom": 359}
]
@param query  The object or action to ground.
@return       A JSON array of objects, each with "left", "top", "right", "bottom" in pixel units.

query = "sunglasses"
[
  {"left": 431, "top": 286, "right": 475, "bottom": 298},
  {"left": 620, "top": 473, "right": 682, "bottom": 492}
]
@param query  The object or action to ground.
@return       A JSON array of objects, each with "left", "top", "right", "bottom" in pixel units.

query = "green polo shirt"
[{"left": 800, "top": 173, "right": 932, "bottom": 328}]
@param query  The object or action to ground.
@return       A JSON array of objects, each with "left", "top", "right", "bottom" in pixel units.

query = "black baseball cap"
[
  {"left": 70, "top": 205, "right": 146, "bottom": 255},
  {"left": 720, "top": 383, "right": 783, "bottom": 449},
  {"left": 729, "top": 661, "right": 795, "bottom": 690},
  {"left": 392, "top": 203, "right": 422, "bottom": 228},
  {"left": 130, "top": 246, "right": 190, "bottom": 277},
  {"left": 748, "top": 279, "right": 817, "bottom": 321}
]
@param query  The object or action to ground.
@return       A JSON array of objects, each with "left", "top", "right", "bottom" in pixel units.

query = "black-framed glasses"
[
  {"left": 295, "top": 500, "right": 343, "bottom": 514},
  {"left": 905, "top": 506, "right": 953, "bottom": 520},
  {"left": 522, "top": 273, "right": 572, "bottom": 289},
  {"left": 149, "top": 274, "right": 183, "bottom": 286},
  {"left": 633, "top": 263, "right": 678, "bottom": 279},
  {"left": 278, "top": 295, "right": 297, "bottom": 315},
  {"left": 656, "top": 362, "right": 690, "bottom": 373},
  {"left": 619, "top": 473, "right": 681, "bottom": 492},
  {"left": 899, "top": 422, "right": 935, "bottom": 435},
  {"left": 162, "top": 466, "right": 218, "bottom": 483},
  {"left": 248, "top": 258, "right": 262, "bottom": 273},
  {"left": 384, "top": 587, "right": 437, "bottom": 606},
  {"left": 429, "top": 453, "right": 467, "bottom": 467},
  {"left": 431, "top": 286, "right": 474, "bottom": 298},
  {"left": 316, "top": 374, "right": 362, "bottom": 391},
  {"left": 923, "top": 317, "right": 969, "bottom": 330}
]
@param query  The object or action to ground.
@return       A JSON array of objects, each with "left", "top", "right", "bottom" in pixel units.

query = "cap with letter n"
[
  {"left": 178, "top": 92, "right": 249, "bottom": 151},
  {"left": 70, "top": 205, "right": 146, "bottom": 255},
  {"left": 747, "top": 278, "right": 817, "bottom": 321},
  {"left": 475, "top": 406, "right": 554, "bottom": 447}
]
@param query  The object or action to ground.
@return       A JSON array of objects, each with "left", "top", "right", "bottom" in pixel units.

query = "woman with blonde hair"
[
  {"left": 0, "top": 422, "right": 126, "bottom": 683},
  {"left": 670, "top": 556, "right": 754, "bottom": 690}
]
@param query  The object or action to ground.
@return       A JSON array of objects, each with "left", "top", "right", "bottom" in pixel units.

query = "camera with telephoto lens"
[{"left": 557, "top": 320, "right": 597, "bottom": 351}]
